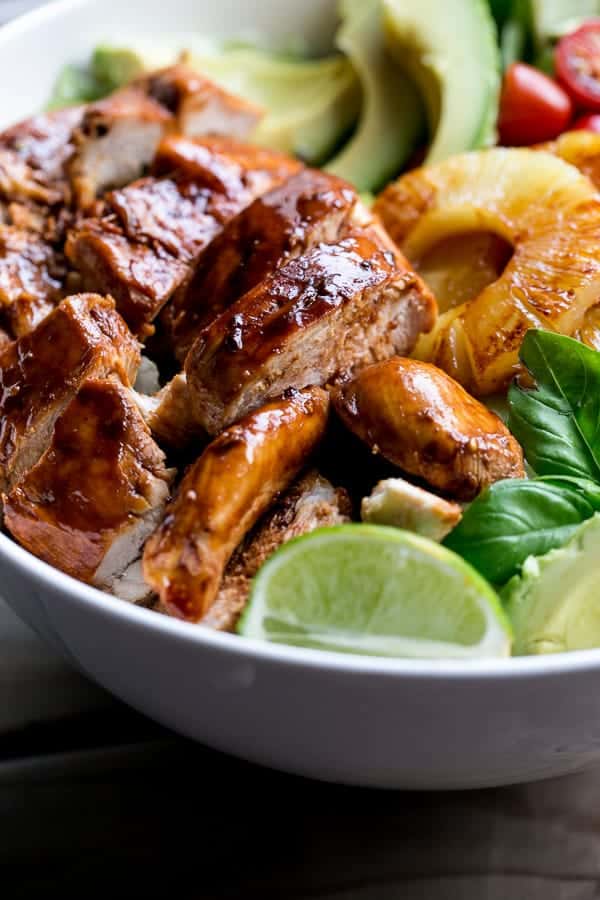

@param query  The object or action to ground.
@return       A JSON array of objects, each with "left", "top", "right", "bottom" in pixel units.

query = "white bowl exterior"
[
  {"left": 3, "top": 0, "right": 600, "bottom": 788},
  {"left": 5, "top": 534, "right": 600, "bottom": 789}
]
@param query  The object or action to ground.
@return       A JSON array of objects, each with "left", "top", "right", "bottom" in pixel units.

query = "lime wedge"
[{"left": 238, "top": 525, "right": 511, "bottom": 659}]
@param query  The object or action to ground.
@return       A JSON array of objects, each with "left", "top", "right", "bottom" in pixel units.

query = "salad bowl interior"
[{"left": 2, "top": 0, "right": 600, "bottom": 789}]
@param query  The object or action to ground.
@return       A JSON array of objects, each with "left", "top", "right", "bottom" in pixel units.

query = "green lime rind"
[{"left": 238, "top": 525, "right": 511, "bottom": 660}]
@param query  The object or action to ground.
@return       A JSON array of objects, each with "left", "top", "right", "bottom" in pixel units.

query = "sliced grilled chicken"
[
  {"left": 0, "top": 149, "right": 61, "bottom": 211},
  {"left": 205, "top": 470, "right": 351, "bottom": 632},
  {"left": 185, "top": 228, "right": 436, "bottom": 434},
  {"left": 134, "top": 372, "right": 206, "bottom": 449},
  {"left": 361, "top": 477, "right": 462, "bottom": 541},
  {"left": 165, "top": 168, "right": 359, "bottom": 361},
  {"left": 143, "top": 387, "right": 329, "bottom": 621},
  {"left": 141, "top": 63, "right": 263, "bottom": 139},
  {"left": 332, "top": 357, "right": 525, "bottom": 500},
  {"left": 69, "top": 63, "right": 263, "bottom": 210},
  {"left": 0, "top": 294, "right": 140, "bottom": 493},
  {"left": 0, "top": 106, "right": 83, "bottom": 201},
  {"left": 69, "top": 87, "right": 172, "bottom": 210},
  {"left": 0, "top": 225, "right": 66, "bottom": 337},
  {"left": 4, "top": 378, "right": 174, "bottom": 593},
  {"left": 66, "top": 138, "right": 302, "bottom": 334},
  {"left": 151, "top": 134, "right": 300, "bottom": 185}
]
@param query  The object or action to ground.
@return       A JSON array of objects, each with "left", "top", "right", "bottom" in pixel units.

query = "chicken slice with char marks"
[
  {"left": 66, "top": 137, "right": 302, "bottom": 334},
  {"left": 134, "top": 372, "right": 206, "bottom": 449},
  {"left": 0, "top": 225, "right": 67, "bottom": 338},
  {"left": 141, "top": 63, "right": 263, "bottom": 141},
  {"left": 332, "top": 357, "right": 525, "bottom": 501},
  {"left": 4, "top": 377, "right": 174, "bottom": 595},
  {"left": 185, "top": 229, "right": 436, "bottom": 434},
  {"left": 0, "top": 106, "right": 83, "bottom": 200},
  {"left": 151, "top": 134, "right": 300, "bottom": 187},
  {"left": 164, "top": 168, "right": 359, "bottom": 362},
  {"left": 205, "top": 470, "right": 351, "bottom": 632},
  {"left": 0, "top": 293, "right": 140, "bottom": 494},
  {"left": 0, "top": 150, "right": 61, "bottom": 212},
  {"left": 69, "top": 63, "right": 263, "bottom": 210},
  {"left": 143, "top": 387, "right": 329, "bottom": 621},
  {"left": 69, "top": 87, "right": 172, "bottom": 211}
]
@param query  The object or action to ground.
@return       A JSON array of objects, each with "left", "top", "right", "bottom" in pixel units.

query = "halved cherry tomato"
[
  {"left": 498, "top": 63, "right": 573, "bottom": 146},
  {"left": 556, "top": 21, "right": 600, "bottom": 111},
  {"left": 570, "top": 112, "right": 600, "bottom": 132}
]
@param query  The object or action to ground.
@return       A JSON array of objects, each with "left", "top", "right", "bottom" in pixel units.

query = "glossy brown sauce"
[
  {"left": 332, "top": 357, "right": 525, "bottom": 499},
  {"left": 0, "top": 295, "right": 138, "bottom": 468},
  {"left": 168, "top": 169, "right": 356, "bottom": 356},
  {"left": 143, "top": 387, "right": 329, "bottom": 620},
  {"left": 192, "top": 232, "right": 396, "bottom": 374}
]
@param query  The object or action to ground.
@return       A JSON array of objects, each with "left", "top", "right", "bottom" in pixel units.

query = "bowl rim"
[
  {"left": 3, "top": 0, "right": 600, "bottom": 681},
  {"left": 4, "top": 528, "right": 600, "bottom": 680},
  {"left": 0, "top": 0, "right": 89, "bottom": 42}
]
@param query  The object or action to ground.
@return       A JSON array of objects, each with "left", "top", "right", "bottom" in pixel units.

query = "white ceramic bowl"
[{"left": 3, "top": 0, "right": 600, "bottom": 789}]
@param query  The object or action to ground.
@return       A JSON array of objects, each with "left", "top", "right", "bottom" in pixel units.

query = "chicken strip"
[
  {"left": 66, "top": 138, "right": 301, "bottom": 334},
  {"left": 0, "top": 106, "right": 83, "bottom": 200},
  {"left": 205, "top": 470, "right": 351, "bottom": 632},
  {"left": 69, "top": 63, "right": 263, "bottom": 209},
  {"left": 69, "top": 87, "right": 172, "bottom": 210},
  {"left": 361, "top": 477, "right": 462, "bottom": 541},
  {"left": 134, "top": 372, "right": 206, "bottom": 449},
  {"left": 332, "top": 357, "right": 525, "bottom": 500},
  {"left": 185, "top": 229, "right": 436, "bottom": 434},
  {"left": 164, "top": 168, "right": 359, "bottom": 361},
  {"left": 0, "top": 294, "right": 140, "bottom": 493},
  {"left": 0, "top": 107, "right": 85, "bottom": 243},
  {"left": 0, "top": 149, "right": 61, "bottom": 211},
  {"left": 143, "top": 386, "right": 329, "bottom": 621},
  {"left": 0, "top": 225, "right": 66, "bottom": 337},
  {"left": 4, "top": 378, "right": 174, "bottom": 594},
  {"left": 140, "top": 63, "right": 263, "bottom": 140}
]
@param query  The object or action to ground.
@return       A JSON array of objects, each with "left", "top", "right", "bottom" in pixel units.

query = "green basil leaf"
[
  {"left": 443, "top": 479, "right": 596, "bottom": 584},
  {"left": 538, "top": 475, "right": 600, "bottom": 510},
  {"left": 508, "top": 330, "right": 600, "bottom": 481}
]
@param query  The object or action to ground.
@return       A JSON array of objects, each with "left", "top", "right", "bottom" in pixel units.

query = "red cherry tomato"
[
  {"left": 498, "top": 63, "right": 573, "bottom": 145},
  {"left": 556, "top": 21, "right": 600, "bottom": 111},
  {"left": 570, "top": 112, "right": 600, "bottom": 132}
]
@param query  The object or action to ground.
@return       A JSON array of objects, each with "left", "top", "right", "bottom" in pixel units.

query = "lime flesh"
[{"left": 239, "top": 525, "right": 511, "bottom": 660}]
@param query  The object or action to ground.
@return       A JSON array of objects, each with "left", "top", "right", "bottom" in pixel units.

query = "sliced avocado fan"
[
  {"left": 382, "top": 0, "right": 501, "bottom": 164},
  {"left": 192, "top": 48, "right": 361, "bottom": 166},
  {"left": 326, "top": 0, "right": 425, "bottom": 192}
]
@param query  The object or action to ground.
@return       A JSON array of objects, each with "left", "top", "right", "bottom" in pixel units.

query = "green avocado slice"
[
  {"left": 192, "top": 48, "right": 361, "bottom": 166},
  {"left": 325, "top": 0, "right": 425, "bottom": 192},
  {"left": 382, "top": 0, "right": 501, "bottom": 164}
]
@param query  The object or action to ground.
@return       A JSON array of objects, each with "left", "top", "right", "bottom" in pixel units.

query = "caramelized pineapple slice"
[
  {"left": 541, "top": 130, "right": 600, "bottom": 191},
  {"left": 375, "top": 148, "right": 600, "bottom": 395}
]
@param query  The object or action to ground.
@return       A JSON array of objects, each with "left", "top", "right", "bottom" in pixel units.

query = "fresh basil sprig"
[
  {"left": 444, "top": 478, "right": 600, "bottom": 584},
  {"left": 445, "top": 330, "right": 600, "bottom": 584},
  {"left": 508, "top": 330, "right": 600, "bottom": 482}
]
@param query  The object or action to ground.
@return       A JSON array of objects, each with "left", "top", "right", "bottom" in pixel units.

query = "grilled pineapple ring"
[{"left": 375, "top": 148, "right": 600, "bottom": 395}]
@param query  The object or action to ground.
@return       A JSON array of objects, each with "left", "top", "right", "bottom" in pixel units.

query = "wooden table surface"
[
  {"left": 3, "top": 3, "right": 600, "bottom": 896},
  {"left": 4, "top": 705, "right": 600, "bottom": 899}
]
